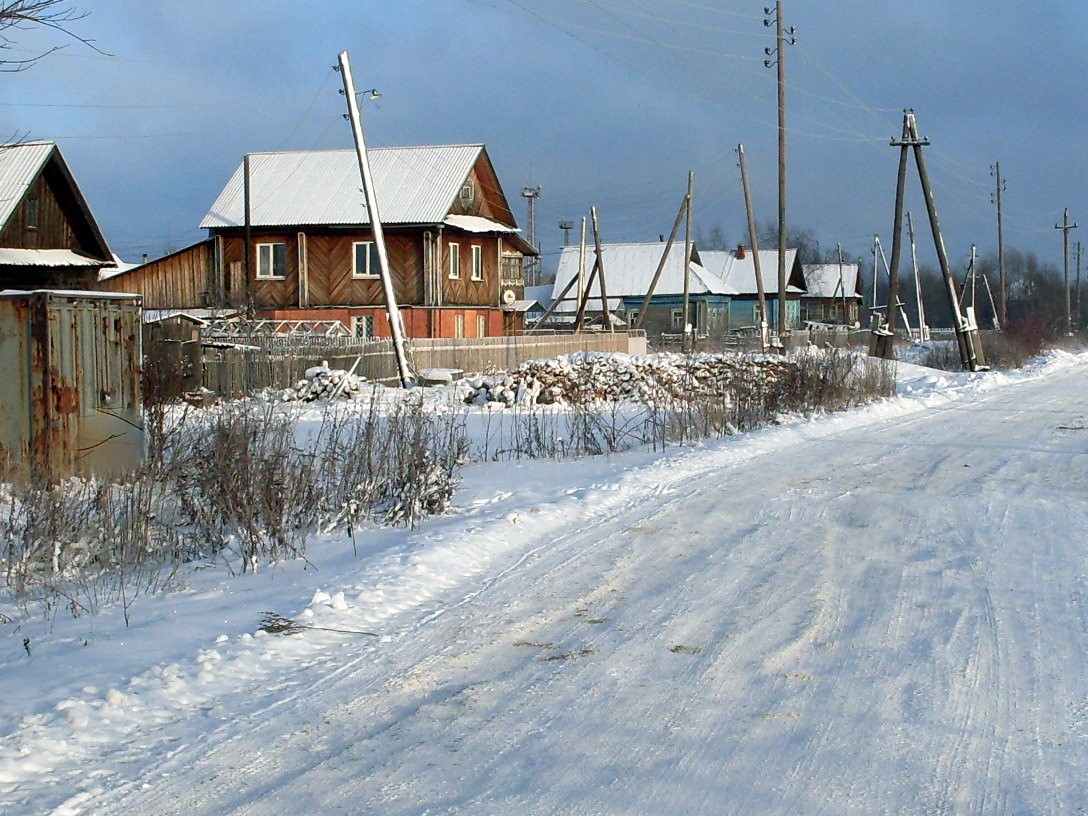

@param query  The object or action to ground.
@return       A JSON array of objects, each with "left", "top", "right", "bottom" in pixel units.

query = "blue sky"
[{"left": 5, "top": 1, "right": 1087, "bottom": 274}]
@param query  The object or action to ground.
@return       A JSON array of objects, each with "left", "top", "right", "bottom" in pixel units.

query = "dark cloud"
[{"left": 5, "top": 1, "right": 1084, "bottom": 273}]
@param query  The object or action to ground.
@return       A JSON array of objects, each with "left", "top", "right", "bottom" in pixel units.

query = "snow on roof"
[
  {"left": 0, "top": 141, "right": 54, "bottom": 229},
  {"left": 552, "top": 242, "right": 735, "bottom": 300},
  {"left": 0, "top": 248, "right": 105, "bottom": 267},
  {"left": 802, "top": 263, "right": 862, "bottom": 299},
  {"left": 699, "top": 249, "right": 804, "bottom": 296},
  {"left": 444, "top": 214, "right": 518, "bottom": 233},
  {"left": 200, "top": 144, "right": 489, "bottom": 229}
]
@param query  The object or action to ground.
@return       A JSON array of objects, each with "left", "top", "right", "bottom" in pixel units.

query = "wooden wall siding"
[
  {"left": 220, "top": 230, "right": 425, "bottom": 309},
  {"left": 0, "top": 169, "right": 77, "bottom": 252},
  {"left": 441, "top": 236, "right": 500, "bottom": 306},
  {"left": 97, "top": 241, "right": 214, "bottom": 309}
]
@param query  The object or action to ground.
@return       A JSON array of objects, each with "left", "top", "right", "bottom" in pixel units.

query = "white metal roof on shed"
[
  {"left": 801, "top": 263, "right": 862, "bottom": 299},
  {"left": 444, "top": 214, "right": 518, "bottom": 233},
  {"left": 699, "top": 249, "right": 804, "bottom": 296},
  {"left": 200, "top": 144, "right": 487, "bottom": 229},
  {"left": 552, "top": 242, "right": 735, "bottom": 300},
  {"left": 0, "top": 248, "right": 103, "bottom": 267},
  {"left": 0, "top": 141, "right": 55, "bottom": 229}
]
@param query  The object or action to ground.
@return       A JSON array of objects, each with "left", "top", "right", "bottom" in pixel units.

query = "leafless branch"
[{"left": 0, "top": 0, "right": 109, "bottom": 71}]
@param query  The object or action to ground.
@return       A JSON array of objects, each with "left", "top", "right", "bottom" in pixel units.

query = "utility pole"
[
  {"left": 888, "top": 110, "right": 978, "bottom": 370},
  {"left": 590, "top": 206, "right": 613, "bottom": 333},
  {"left": 1056, "top": 208, "right": 1078, "bottom": 336},
  {"left": 243, "top": 153, "right": 253, "bottom": 310},
  {"left": 338, "top": 50, "right": 412, "bottom": 387},
  {"left": 635, "top": 187, "right": 687, "bottom": 332},
  {"left": 738, "top": 143, "right": 768, "bottom": 350},
  {"left": 907, "top": 212, "right": 928, "bottom": 341},
  {"left": 681, "top": 170, "right": 694, "bottom": 352},
  {"left": 991, "top": 162, "right": 1006, "bottom": 327},
  {"left": 764, "top": 2, "right": 795, "bottom": 341},
  {"left": 1077, "top": 241, "right": 1083, "bottom": 326},
  {"left": 521, "top": 186, "right": 540, "bottom": 285}
]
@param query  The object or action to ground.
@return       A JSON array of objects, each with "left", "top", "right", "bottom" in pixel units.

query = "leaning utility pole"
[
  {"left": 907, "top": 212, "right": 928, "bottom": 342},
  {"left": 634, "top": 188, "right": 687, "bottom": 331},
  {"left": 764, "top": 2, "right": 795, "bottom": 341},
  {"left": 338, "top": 50, "right": 412, "bottom": 387},
  {"left": 681, "top": 170, "right": 694, "bottom": 352},
  {"left": 991, "top": 162, "right": 1007, "bottom": 327},
  {"left": 1056, "top": 208, "right": 1078, "bottom": 336},
  {"left": 738, "top": 144, "right": 768, "bottom": 350}
]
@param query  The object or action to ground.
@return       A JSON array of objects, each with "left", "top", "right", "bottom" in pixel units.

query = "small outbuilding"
[{"left": 0, "top": 289, "right": 143, "bottom": 484}]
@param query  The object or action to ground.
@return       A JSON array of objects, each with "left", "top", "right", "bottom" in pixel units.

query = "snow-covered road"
[{"left": 5, "top": 356, "right": 1088, "bottom": 815}]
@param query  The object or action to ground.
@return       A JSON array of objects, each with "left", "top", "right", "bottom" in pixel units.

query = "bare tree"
[{"left": 1, "top": 0, "right": 104, "bottom": 71}]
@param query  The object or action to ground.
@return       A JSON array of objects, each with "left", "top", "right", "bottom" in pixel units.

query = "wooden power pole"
[
  {"left": 764, "top": 2, "right": 795, "bottom": 341},
  {"left": 1056, "top": 208, "right": 1078, "bottom": 336},
  {"left": 738, "top": 144, "right": 768, "bottom": 350},
  {"left": 991, "top": 162, "right": 1007, "bottom": 327},
  {"left": 886, "top": 110, "right": 980, "bottom": 371},
  {"left": 339, "top": 50, "right": 413, "bottom": 387},
  {"left": 681, "top": 170, "right": 694, "bottom": 352}
]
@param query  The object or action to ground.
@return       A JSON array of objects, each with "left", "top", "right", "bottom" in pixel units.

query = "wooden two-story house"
[{"left": 102, "top": 144, "right": 536, "bottom": 338}]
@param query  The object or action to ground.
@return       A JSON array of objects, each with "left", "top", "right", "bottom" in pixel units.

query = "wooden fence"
[{"left": 199, "top": 332, "right": 646, "bottom": 396}]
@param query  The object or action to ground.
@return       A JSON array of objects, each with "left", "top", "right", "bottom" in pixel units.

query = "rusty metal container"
[{"left": 0, "top": 290, "right": 143, "bottom": 484}]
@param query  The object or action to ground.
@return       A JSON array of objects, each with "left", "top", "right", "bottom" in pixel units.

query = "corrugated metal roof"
[
  {"left": 699, "top": 249, "right": 803, "bottom": 295},
  {"left": 200, "top": 144, "right": 486, "bottom": 229},
  {"left": 802, "top": 263, "right": 861, "bottom": 299},
  {"left": 552, "top": 242, "right": 734, "bottom": 300},
  {"left": 0, "top": 142, "right": 55, "bottom": 229}
]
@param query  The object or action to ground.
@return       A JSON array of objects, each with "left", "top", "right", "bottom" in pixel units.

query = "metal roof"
[
  {"left": 699, "top": 249, "right": 805, "bottom": 296},
  {"left": 801, "top": 263, "right": 862, "bottom": 299},
  {"left": 552, "top": 242, "right": 734, "bottom": 300},
  {"left": 0, "top": 142, "right": 55, "bottom": 229},
  {"left": 200, "top": 144, "right": 487, "bottom": 229},
  {"left": 0, "top": 248, "right": 104, "bottom": 267}
]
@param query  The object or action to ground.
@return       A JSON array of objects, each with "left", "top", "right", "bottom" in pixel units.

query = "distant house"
[
  {"left": 0, "top": 141, "right": 115, "bottom": 289},
  {"left": 551, "top": 242, "right": 735, "bottom": 336},
  {"left": 100, "top": 144, "right": 536, "bottom": 339},
  {"left": 800, "top": 262, "right": 863, "bottom": 326},
  {"left": 698, "top": 247, "right": 806, "bottom": 331}
]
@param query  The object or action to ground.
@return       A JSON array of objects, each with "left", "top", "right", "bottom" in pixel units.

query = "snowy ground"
[{"left": 2, "top": 350, "right": 1088, "bottom": 815}]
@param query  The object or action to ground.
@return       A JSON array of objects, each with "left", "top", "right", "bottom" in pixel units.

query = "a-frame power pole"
[{"left": 884, "top": 110, "right": 982, "bottom": 371}]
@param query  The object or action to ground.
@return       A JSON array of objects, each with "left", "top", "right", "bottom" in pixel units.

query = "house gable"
[{"left": 0, "top": 142, "right": 111, "bottom": 261}]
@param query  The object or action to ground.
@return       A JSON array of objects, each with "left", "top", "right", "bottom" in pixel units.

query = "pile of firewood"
[
  {"left": 462, "top": 353, "right": 796, "bottom": 407},
  {"left": 285, "top": 361, "right": 367, "bottom": 402}
]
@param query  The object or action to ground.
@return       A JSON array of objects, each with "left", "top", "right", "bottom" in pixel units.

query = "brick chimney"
[{"left": 736, "top": 244, "right": 746, "bottom": 260}]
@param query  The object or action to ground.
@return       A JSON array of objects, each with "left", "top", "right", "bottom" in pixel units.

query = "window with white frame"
[
  {"left": 448, "top": 243, "right": 460, "bottom": 279},
  {"left": 459, "top": 181, "right": 475, "bottom": 203},
  {"left": 627, "top": 309, "right": 640, "bottom": 328},
  {"left": 353, "top": 241, "right": 379, "bottom": 278},
  {"left": 477, "top": 314, "right": 487, "bottom": 338},
  {"left": 256, "top": 242, "right": 287, "bottom": 279},
  {"left": 470, "top": 245, "right": 483, "bottom": 281},
  {"left": 671, "top": 308, "right": 684, "bottom": 329},
  {"left": 454, "top": 313, "right": 465, "bottom": 338},
  {"left": 352, "top": 315, "right": 375, "bottom": 339}
]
